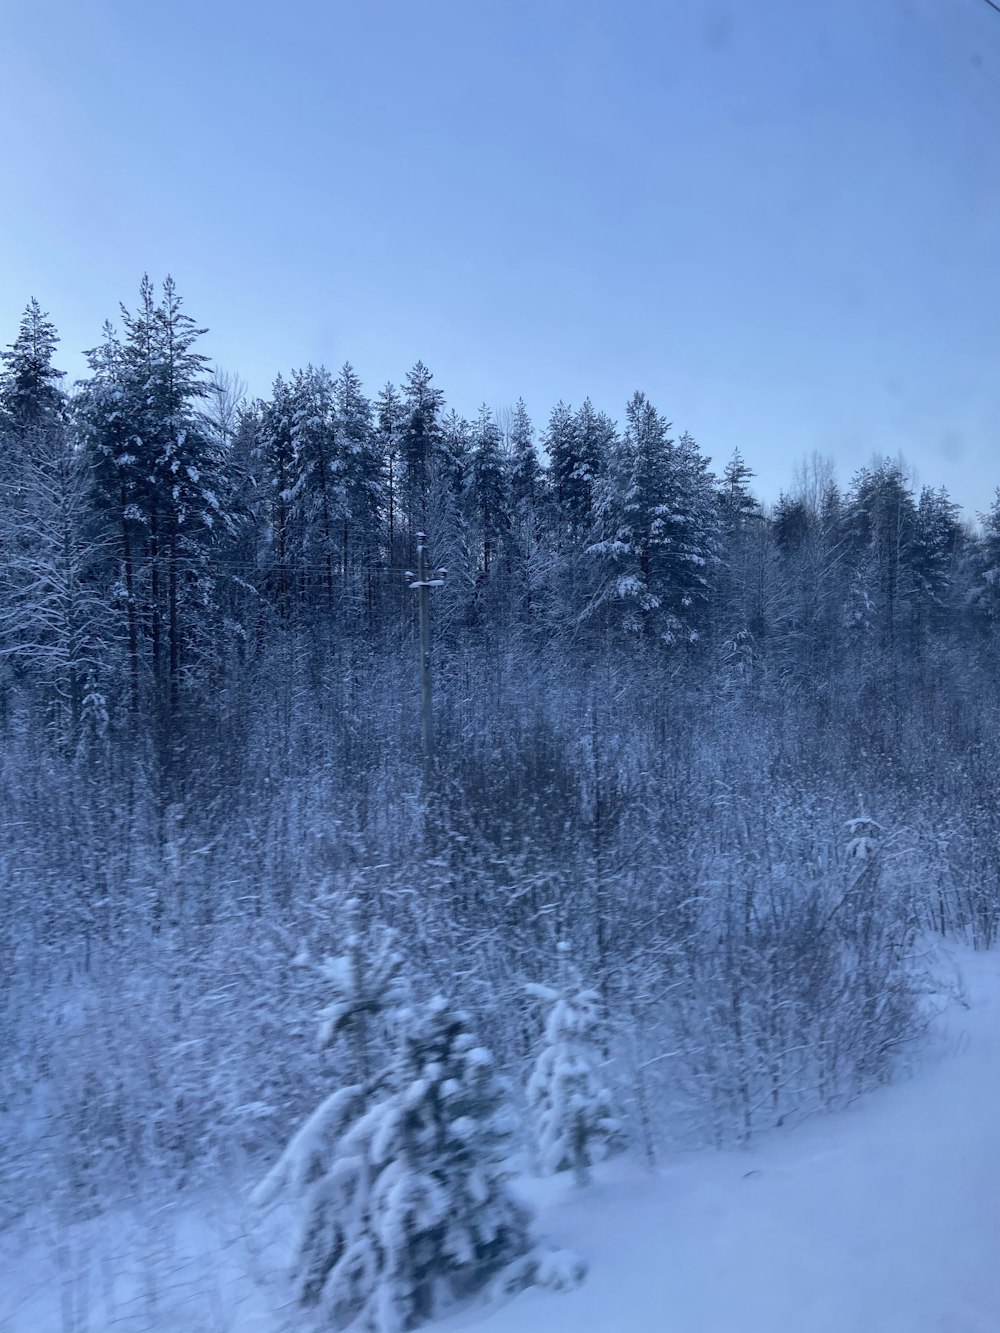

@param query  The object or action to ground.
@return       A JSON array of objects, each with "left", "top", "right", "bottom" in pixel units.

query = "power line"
[{"left": 979, "top": 0, "right": 1000, "bottom": 16}]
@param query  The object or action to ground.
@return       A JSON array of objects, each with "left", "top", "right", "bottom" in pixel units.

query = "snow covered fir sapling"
[
  {"left": 255, "top": 910, "right": 581, "bottom": 1330},
  {"left": 527, "top": 943, "right": 624, "bottom": 1186}
]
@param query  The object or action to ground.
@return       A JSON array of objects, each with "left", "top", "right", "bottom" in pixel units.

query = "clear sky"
[{"left": 1, "top": 0, "right": 998, "bottom": 516}]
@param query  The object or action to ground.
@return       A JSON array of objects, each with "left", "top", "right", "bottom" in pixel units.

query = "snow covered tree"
[
  {"left": 843, "top": 459, "right": 920, "bottom": 649},
  {"left": 715, "top": 447, "right": 767, "bottom": 651},
  {"left": 527, "top": 944, "right": 623, "bottom": 1186},
  {"left": 357, "top": 994, "right": 536, "bottom": 1327},
  {"left": 717, "top": 449, "right": 761, "bottom": 531},
  {"left": 544, "top": 399, "right": 611, "bottom": 550},
  {"left": 505, "top": 397, "right": 541, "bottom": 516},
  {"left": 978, "top": 488, "right": 1000, "bottom": 621},
  {"left": 426, "top": 451, "right": 477, "bottom": 640},
  {"left": 79, "top": 277, "right": 227, "bottom": 719},
  {"left": 772, "top": 492, "right": 812, "bottom": 556},
  {"left": 254, "top": 375, "right": 298, "bottom": 618},
  {"left": 0, "top": 423, "right": 107, "bottom": 743},
  {"left": 471, "top": 403, "right": 508, "bottom": 577},
  {"left": 333, "top": 362, "right": 384, "bottom": 590},
  {"left": 1, "top": 300, "right": 68, "bottom": 622},
  {"left": 289, "top": 364, "right": 341, "bottom": 611},
  {"left": 401, "top": 361, "right": 445, "bottom": 532},
  {"left": 253, "top": 911, "right": 407, "bottom": 1318},
  {"left": 912, "top": 484, "right": 964, "bottom": 634},
  {"left": 257, "top": 953, "right": 541, "bottom": 1330},
  {"left": 0, "top": 297, "right": 66, "bottom": 435},
  {"left": 376, "top": 382, "right": 405, "bottom": 564},
  {"left": 587, "top": 392, "right": 719, "bottom": 643}
]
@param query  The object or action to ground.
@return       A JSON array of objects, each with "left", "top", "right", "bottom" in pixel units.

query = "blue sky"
[{"left": 2, "top": 0, "right": 998, "bottom": 515}]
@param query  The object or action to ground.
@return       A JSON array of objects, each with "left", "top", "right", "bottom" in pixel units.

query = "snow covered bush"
[{"left": 527, "top": 945, "right": 624, "bottom": 1185}]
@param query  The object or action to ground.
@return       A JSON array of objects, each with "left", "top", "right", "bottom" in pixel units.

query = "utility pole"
[{"left": 405, "top": 532, "right": 445, "bottom": 782}]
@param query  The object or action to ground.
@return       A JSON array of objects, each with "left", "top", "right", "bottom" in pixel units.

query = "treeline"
[
  {"left": 2, "top": 277, "right": 998, "bottom": 755},
  {"left": 2, "top": 278, "right": 999, "bottom": 1249}
]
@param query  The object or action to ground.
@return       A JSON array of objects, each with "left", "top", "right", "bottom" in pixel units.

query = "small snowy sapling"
[{"left": 527, "top": 942, "right": 624, "bottom": 1186}]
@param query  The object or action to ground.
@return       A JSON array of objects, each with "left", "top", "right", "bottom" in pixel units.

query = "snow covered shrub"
[
  {"left": 527, "top": 944, "right": 624, "bottom": 1185},
  {"left": 255, "top": 938, "right": 543, "bottom": 1329},
  {"left": 657, "top": 809, "right": 924, "bottom": 1146}
]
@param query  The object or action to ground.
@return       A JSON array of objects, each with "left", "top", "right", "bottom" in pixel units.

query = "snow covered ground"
[{"left": 4, "top": 944, "right": 999, "bottom": 1333}]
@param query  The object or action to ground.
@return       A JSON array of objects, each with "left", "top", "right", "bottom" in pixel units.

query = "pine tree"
[
  {"left": 717, "top": 449, "right": 761, "bottom": 531},
  {"left": 506, "top": 398, "right": 541, "bottom": 516},
  {"left": 1, "top": 300, "right": 68, "bottom": 604},
  {"left": 913, "top": 485, "right": 963, "bottom": 633},
  {"left": 289, "top": 364, "right": 341, "bottom": 612},
  {"left": 589, "top": 404, "right": 720, "bottom": 643},
  {"left": 844, "top": 460, "right": 920, "bottom": 649},
  {"left": 545, "top": 398, "right": 613, "bottom": 550},
  {"left": 256, "top": 375, "right": 298, "bottom": 618},
  {"left": 715, "top": 448, "right": 765, "bottom": 650},
  {"left": 527, "top": 944, "right": 623, "bottom": 1186},
  {"left": 376, "top": 383, "right": 405, "bottom": 564},
  {"left": 80, "top": 277, "right": 226, "bottom": 719},
  {"left": 470, "top": 403, "right": 508, "bottom": 577},
  {"left": 979, "top": 488, "right": 1000, "bottom": 621},
  {"left": 0, "top": 298, "right": 66, "bottom": 434},
  {"left": 334, "top": 362, "right": 384, "bottom": 595},
  {"left": 401, "top": 361, "right": 445, "bottom": 532}
]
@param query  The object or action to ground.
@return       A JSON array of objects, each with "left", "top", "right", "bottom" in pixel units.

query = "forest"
[{"left": 2, "top": 277, "right": 999, "bottom": 1326}]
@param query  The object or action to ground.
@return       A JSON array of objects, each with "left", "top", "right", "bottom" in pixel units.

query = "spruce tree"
[
  {"left": 1, "top": 300, "right": 68, "bottom": 612},
  {"left": 253, "top": 912, "right": 407, "bottom": 1320},
  {"left": 588, "top": 391, "right": 674, "bottom": 637},
  {"left": 979, "top": 488, "right": 1000, "bottom": 621},
  {"left": 289, "top": 364, "right": 341, "bottom": 612},
  {"left": 76, "top": 323, "right": 143, "bottom": 714},
  {"left": 359, "top": 995, "right": 535, "bottom": 1327},
  {"left": 376, "top": 383, "right": 405, "bottom": 564},
  {"left": 545, "top": 399, "right": 612, "bottom": 550},
  {"left": 527, "top": 944, "right": 623, "bottom": 1186},
  {"left": 589, "top": 404, "right": 720, "bottom": 644},
  {"left": 506, "top": 397, "right": 541, "bottom": 516},
  {"left": 80, "top": 277, "right": 226, "bottom": 719},
  {"left": 401, "top": 361, "right": 445, "bottom": 532},
  {"left": 334, "top": 362, "right": 383, "bottom": 592},
  {"left": 471, "top": 403, "right": 508, "bottom": 576},
  {"left": 913, "top": 485, "right": 963, "bottom": 633},
  {"left": 844, "top": 460, "right": 921, "bottom": 649},
  {"left": 0, "top": 297, "right": 66, "bottom": 434},
  {"left": 256, "top": 375, "right": 298, "bottom": 618},
  {"left": 257, "top": 937, "right": 539, "bottom": 1330}
]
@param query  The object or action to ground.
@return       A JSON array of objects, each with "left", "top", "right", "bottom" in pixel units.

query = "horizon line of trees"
[{"left": 3, "top": 277, "right": 1000, "bottom": 759}]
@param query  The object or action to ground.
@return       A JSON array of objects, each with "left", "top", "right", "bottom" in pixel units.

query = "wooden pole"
[
  {"left": 406, "top": 533, "right": 445, "bottom": 783},
  {"left": 416, "top": 532, "right": 434, "bottom": 780}
]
